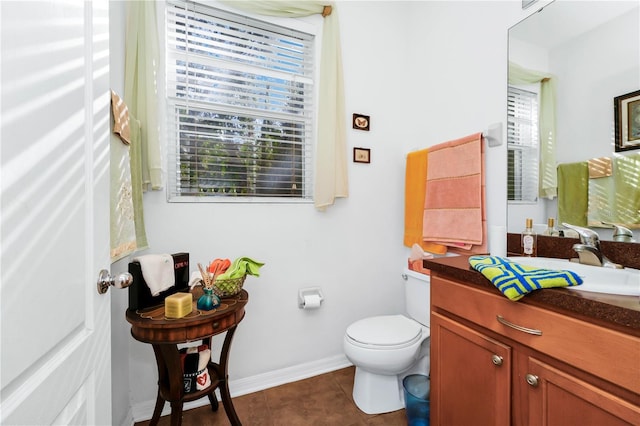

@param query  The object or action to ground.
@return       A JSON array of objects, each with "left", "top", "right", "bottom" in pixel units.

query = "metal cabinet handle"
[
  {"left": 491, "top": 355, "right": 503, "bottom": 366},
  {"left": 496, "top": 315, "right": 542, "bottom": 336},
  {"left": 526, "top": 374, "right": 539, "bottom": 387}
]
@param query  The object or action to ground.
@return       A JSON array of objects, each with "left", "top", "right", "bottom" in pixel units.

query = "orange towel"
[
  {"left": 423, "top": 132, "right": 486, "bottom": 254},
  {"left": 404, "top": 148, "right": 447, "bottom": 254},
  {"left": 587, "top": 156, "right": 612, "bottom": 179}
]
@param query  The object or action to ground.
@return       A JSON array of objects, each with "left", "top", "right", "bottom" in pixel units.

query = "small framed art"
[
  {"left": 353, "top": 147, "right": 370, "bottom": 164},
  {"left": 352, "top": 114, "right": 370, "bottom": 131},
  {"left": 615, "top": 89, "right": 640, "bottom": 152}
]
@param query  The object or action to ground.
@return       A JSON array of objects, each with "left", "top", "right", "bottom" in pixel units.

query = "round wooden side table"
[{"left": 126, "top": 290, "right": 248, "bottom": 426}]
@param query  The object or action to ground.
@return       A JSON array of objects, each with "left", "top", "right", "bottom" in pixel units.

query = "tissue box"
[{"left": 165, "top": 292, "right": 193, "bottom": 318}]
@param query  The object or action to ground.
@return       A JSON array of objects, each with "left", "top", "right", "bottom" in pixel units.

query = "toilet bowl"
[{"left": 343, "top": 270, "right": 431, "bottom": 414}]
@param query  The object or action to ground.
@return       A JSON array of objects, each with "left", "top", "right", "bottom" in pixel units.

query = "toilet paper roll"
[
  {"left": 489, "top": 225, "right": 507, "bottom": 257},
  {"left": 302, "top": 294, "right": 322, "bottom": 309}
]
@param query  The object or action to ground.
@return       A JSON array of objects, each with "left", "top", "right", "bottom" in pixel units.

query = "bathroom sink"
[{"left": 508, "top": 256, "right": 640, "bottom": 297}]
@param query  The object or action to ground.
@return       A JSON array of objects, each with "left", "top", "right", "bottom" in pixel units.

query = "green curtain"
[
  {"left": 509, "top": 61, "right": 557, "bottom": 200},
  {"left": 124, "top": 1, "right": 163, "bottom": 192},
  {"left": 122, "top": 1, "right": 162, "bottom": 252},
  {"left": 219, "top": 1, "right": 348, "bottom": 210}
]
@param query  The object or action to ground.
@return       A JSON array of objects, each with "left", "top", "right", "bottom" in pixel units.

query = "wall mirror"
[{"left": 507, "top": 0, "right": 640, "bottom": 242}]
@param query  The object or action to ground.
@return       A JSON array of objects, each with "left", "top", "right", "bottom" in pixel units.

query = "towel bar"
[{"left": 483, "top": 122, "right": 503, "bottom": 147}]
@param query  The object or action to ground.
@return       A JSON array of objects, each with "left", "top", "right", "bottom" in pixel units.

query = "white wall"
[
  {"left": 110, "top": 1, "right": 544, "bottom": 423},
  {"left": 553, "top": 8, "right": 640, "bottom": 163}
]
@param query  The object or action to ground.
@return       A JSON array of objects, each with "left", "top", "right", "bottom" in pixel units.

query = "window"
[
  {"left": 507, "top": 86, "right": 539, "bottom": 202},
  {"left": 166, "top": 1, "right": 315, "bottom": 201}
]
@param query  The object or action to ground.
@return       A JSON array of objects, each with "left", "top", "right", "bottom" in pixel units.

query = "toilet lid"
[{"left": 346, "top": 315, "right": 422, "bottom": 348}]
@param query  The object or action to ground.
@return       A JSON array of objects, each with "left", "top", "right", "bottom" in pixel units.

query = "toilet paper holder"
[{"left": 298, "top": 287, "right": 324, "bottom": 309}]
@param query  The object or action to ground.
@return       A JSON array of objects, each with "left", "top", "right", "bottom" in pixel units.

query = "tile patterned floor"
[{"left": 134, "top": 366, "right": 408, "bottom": 425}]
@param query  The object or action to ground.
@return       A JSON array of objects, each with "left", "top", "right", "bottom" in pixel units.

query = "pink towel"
[{"left": 423, "top": 133, "right": 486, "bottom": 253}]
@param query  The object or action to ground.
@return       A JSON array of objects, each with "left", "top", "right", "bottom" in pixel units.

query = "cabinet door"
[
  {"left": 526, "top": 357, "right": 640, "bottom": 425},
  {"left": 431, "top": 312, "right": 511, "bottom": 426}
]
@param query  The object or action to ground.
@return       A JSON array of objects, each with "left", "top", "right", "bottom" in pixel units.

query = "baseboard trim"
[
  {"left": 130, "top": 354, "right": 352, "bottom": 422},
  {"left": 117, "top": 407, "right": 134, "bottom": 426}
]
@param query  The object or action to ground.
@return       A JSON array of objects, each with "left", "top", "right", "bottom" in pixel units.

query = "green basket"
[{"left": 212, "top": 276, "right": 246, "bottom": 298}]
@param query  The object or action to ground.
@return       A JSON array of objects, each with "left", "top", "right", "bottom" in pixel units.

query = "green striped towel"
[{"left": 469, "top": 256, "right": 583, "bottom": 301}]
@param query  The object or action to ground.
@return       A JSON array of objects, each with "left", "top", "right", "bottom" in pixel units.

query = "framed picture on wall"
[
  {"left": 615, "top": 89, "right": 640, "bottom": 152},
  {"left": 353, "top": 147, "right": 370, "bottom": 163}
]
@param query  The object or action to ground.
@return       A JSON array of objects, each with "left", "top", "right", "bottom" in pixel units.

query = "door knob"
[{"left": 97, "top": 269, "right": 133, "bottom": 294}]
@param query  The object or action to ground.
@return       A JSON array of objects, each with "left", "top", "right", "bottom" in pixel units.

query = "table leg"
[
  {"left": 149, "top": 345, "right": 167, "bottom": 426},
  {"left": 149, "top": 389, "right": 165, "bottom": 426},
  {"left": 218, "top": 326, "right": 242, "bottom": 425},
  {"left": 170, "top": 401, "right": 184, "bottom": 426},
  {"left": 152, "top": 344, "right": 186, "bottom": 426},
  {"left": 207, "top": 392, "right": 219, "bottom": 411}
]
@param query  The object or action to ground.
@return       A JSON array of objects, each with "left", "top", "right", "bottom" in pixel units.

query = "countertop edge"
[{"left": 424, "top": 256, "right": 640, "bottom": 336}]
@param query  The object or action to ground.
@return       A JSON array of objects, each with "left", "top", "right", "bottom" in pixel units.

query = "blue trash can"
[{"left": 403, "top": 374, "right": 430, "bottom": 426}]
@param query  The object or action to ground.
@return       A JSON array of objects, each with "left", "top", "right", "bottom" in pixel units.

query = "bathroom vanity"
[{"left": 425, "top": 256, "right": 640, "bottom": 426}]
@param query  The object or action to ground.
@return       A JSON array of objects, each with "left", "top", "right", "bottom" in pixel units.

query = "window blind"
[
  {"left": 507, "top": 86, "right": 539, "bottom": 202},
  {"left": 166, "top": 0, "right": 315, "bottom": 200}
]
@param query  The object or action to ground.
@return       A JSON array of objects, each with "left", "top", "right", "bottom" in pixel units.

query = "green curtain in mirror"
[{"left": 508, "top": 61, "right": 557, "bottom": 200}]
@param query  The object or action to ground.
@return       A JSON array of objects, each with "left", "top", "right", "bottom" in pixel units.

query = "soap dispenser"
[{"left": 522, "top": 218, "right": 537, "bottom": 257}]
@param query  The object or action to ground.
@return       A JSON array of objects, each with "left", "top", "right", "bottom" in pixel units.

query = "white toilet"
[{"left": 343, "top": 269, "right": 431, "bottom": 414}]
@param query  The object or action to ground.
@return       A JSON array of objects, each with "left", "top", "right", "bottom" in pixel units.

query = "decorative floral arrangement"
[
  {"left": 197, "top": 257, "right": 264, "bottom": 298},
  {"left": 197, "top": 258, "right": 230, "bottom": 290}
]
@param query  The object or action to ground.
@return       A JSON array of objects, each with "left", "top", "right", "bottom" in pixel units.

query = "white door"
[{"left": 1, "top": 1, "right": 112, "bottom": 424}]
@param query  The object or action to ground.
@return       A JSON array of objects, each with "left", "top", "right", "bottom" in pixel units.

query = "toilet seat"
[{"left": 345, "top": 315, "right": 422, "bottom": 350}]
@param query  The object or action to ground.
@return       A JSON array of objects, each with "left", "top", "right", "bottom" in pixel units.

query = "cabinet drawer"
[
  {"left": 185, "top": 313, "right": 236, "bottom": 340},
  {"left": 432, "top": 276, "right": 640, "bottom": 395}
]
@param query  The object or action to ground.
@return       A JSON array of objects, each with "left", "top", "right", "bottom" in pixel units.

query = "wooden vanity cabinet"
[
  {"left": 431, "top": 311, "right": 512, "bottom": 425},
  {"left": 431, "top": 275, "right": 640, "bottom": 426}
]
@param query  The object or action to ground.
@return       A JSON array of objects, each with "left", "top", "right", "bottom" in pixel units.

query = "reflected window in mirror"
[{"left": 507, "top": 86, "right": 539, "bottom": 202}]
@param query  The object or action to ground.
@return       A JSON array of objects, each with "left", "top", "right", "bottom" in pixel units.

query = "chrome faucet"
[
  {"left": 562, "top": 223, "right": 622, "bottom": 269},
  {"left": 602, "top": 222, "right": 635, "bottom": 243}
]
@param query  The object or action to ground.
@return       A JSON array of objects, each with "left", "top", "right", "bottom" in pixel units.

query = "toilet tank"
[{"left": 403, "top": 269, "right": 431, "bottom": 326}]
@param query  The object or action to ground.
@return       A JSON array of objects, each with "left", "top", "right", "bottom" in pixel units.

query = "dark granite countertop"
[{"left": 424, "top": 255, "right": 640, "bottom": 337}]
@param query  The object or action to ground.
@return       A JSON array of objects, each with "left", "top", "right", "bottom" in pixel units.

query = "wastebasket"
[{"left": 403, "top": 374, "right": 430, "bottom": 426}]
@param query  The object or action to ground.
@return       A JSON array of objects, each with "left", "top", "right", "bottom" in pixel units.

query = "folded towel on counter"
[
  {"left": 216, "top": 257, "right": 265, "bottom": 280},
  {"left": 132, "top": 254, "right": 175, "bottom": 296},
  {"left": 469, "top": 256, "right": 583, "bottom": 301},
  {"left": 403, "top": 148, "right": 448, "bottom": 255},
  {"left": 557, "top": 161, "right": 588, "bottom": 226}
]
